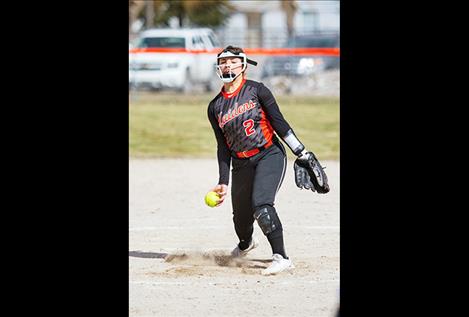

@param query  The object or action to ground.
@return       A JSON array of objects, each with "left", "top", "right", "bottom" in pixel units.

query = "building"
[{"left": 218, "top": 0, "right": 340, "bottom": 48}]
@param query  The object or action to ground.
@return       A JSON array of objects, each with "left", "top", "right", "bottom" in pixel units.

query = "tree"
[
  {"left": 280, "top": 0, "right": 298, "bottom": 37},
  {"left": 133, "top": 0, "right": 235, "bottom": 28},
  {"left": 129, "top": 0, "right": 146, "bottom": 33},
  {"left": 184, "top": 0, "right": 235, "bottom": 27}
]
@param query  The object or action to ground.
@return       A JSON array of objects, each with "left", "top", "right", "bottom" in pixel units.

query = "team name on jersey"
[{"left": 218, "top": 100, "right": 256, "bottom": 129}]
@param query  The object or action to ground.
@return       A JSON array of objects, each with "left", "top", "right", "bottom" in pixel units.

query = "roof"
[
  {"left": 140, "top": 28, "right": 214, "bottom": 37},
  {"left": 230, "top": 0, "right": 279, "bottom": 13}
]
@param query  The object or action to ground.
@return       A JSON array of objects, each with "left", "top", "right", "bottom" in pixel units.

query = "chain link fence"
[{"left": 129, "top": 28, "right": 339, "bottom": 97}]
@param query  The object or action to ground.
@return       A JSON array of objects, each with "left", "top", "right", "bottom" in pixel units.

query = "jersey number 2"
[{"left": 243, "top": 119, "right": 256, "bottom": 136}]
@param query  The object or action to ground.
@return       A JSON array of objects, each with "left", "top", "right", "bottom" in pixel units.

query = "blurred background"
[
  {"left": 129, "top": 0, "right": 339, "bottom": 161},
  {"left": 129, "top": 0, "right": 339, "bottom": 95}
]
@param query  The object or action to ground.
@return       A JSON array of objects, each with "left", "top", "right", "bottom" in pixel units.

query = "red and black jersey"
[{"left": 208, "top": 79, "right": 294, "bottom": 185}]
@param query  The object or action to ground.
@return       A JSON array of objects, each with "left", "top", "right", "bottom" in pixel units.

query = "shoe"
[
  {"left": 261, "top": 254, "right": 294, "bottom": 275},
  {"left": 231, "top": 237, "right": 259, "bottom": 257}
]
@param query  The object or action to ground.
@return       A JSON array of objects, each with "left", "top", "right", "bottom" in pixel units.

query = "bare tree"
[
  {"left": 145, "top": 0, "right": 155, "bottom": 28},
  {"left": 280, "top": 0, "right": 298, "bottom": 37},
  {"left": 131, "top": 0, "right": 234, "bottom": 29},
  {"left": 129, "top": 0, "right": 146, "bottom": 34}
]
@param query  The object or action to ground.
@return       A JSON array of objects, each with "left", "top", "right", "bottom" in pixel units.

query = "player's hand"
[{"left": 211, "top": 184, "right": 228, "bottom": 206}]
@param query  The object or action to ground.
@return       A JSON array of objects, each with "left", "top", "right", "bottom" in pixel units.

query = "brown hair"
[
  {"left": 217, "top": 45, "right": 246, "bottom": 69},
  {"left": 218, "top": 45, "right": 244, "bottom": 55}
]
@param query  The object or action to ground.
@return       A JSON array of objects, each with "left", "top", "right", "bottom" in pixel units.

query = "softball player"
[{"left": 207, "top": 46, "right": 324, "bottom": 275}]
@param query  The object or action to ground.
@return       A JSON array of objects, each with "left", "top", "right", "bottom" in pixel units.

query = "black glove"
[{"left": 294, "top": 150, "right": 330, "bottom": 194}]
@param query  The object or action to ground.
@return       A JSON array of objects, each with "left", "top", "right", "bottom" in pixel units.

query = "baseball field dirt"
[{"left": 130, "top": 158, "right": 339, "bottom": 317}]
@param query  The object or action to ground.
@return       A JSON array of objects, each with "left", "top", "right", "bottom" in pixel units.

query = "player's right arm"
[
  {"left": 210, "top": 184, "right": 228, "bottom": 206},
  {"left": 207, "top": 101, "right": 231, "bottom": 205}
]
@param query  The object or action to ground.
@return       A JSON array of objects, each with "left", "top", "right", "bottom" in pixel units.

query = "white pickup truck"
[{"left": 129, "top": 28, "right": 221, "bottom": 92}]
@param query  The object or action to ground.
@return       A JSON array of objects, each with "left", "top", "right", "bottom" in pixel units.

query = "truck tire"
[{"left": 181, "top": 68, "right": 194, "bottom": 94}]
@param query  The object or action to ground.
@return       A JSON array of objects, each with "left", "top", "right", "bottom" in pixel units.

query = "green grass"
[{"left": 129, "top": 92, "right": 339, "bottom": 160}]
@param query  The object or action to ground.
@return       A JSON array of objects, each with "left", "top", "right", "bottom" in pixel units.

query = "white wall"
[
  {"left": 262, "top": 9, "right": 287, "bottom": 47},
  {"left": 296, "top": 1, "right": 340, "bottom": 32},
  {"left": 220, "top": 0, "right": 340, "bottom": 47},
  {"left": 219, "top": 13, "right": 248, "bottom": 47}
]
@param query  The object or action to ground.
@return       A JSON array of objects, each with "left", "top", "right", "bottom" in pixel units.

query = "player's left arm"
[
  {"left": 257, "top": 83, "right": 305, "bottom": 155},
  {"left": 258, "top": 83, "right": 329, "bottom": 193}
]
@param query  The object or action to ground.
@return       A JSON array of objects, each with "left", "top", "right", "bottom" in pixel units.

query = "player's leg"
[
  {"left": 252, "top": 142, "right": 294, "bottom": 274},
  {"left": 230, "top": 158, "right": 258, "bottom": 255}
]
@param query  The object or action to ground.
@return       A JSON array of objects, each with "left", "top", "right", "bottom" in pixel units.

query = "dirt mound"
[{"left": 164, "top": 250, "right": 267, "bottom": 268}]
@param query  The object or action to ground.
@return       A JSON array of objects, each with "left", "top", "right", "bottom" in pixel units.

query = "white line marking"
[
  {"left": 129, "top": 225, "right": 339, "bottom": 231},
  {"left": 129, "top": 279, "right": 339, "bottom": 286}
]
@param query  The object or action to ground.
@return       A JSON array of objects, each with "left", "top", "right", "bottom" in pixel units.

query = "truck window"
[
  {"left": 138, "top": 37, "right": 186, "bottom": 48},
  {"left": 192, "top": 36, "right": 205, "bottom": 50},
  {"left": 285, "top": 37, "right": 338, "bottom": 48},
  {"left": 207, "top": 33, "right": 221, "bottom": 48}
]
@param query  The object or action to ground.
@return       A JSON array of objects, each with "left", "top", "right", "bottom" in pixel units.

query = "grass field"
[{"left": 129, "top": 92, "right": 339, "bottom": 160}]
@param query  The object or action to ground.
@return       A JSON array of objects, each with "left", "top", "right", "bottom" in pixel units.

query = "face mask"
[
  {"left": 215, "top": 62, "right": 245, "bottom": 83},
  {"left": 215, "top": 50, "right": 257, "bottom": 83}
]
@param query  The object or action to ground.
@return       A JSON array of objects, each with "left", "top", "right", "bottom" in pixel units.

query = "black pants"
[{"left": 231, "top": 140, "right": 287, "bottom": 254}]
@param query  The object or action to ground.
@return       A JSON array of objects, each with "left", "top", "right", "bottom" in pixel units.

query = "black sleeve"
[
  {"left": 257, "top": 83, "right": 292, "bottom": 137},
  {"left": 258, "top": 83, "right": 306, "bottom": 155},
  {"left": 207, "top": 102, "right": 231, "bottom": 185}
]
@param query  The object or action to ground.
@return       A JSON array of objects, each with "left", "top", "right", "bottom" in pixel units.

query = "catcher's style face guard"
[
  {"left": 215, "top": 61, "right": 245, "bottom": 83},
  {"left": 215, "top": 50, "right": 257, "bottom": 83}
]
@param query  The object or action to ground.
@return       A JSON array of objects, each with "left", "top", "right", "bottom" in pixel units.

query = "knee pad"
[{"left": 253, "top": 205, "right": 282, "bottom": 235}]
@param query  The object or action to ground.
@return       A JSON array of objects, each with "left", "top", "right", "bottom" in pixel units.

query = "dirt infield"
[{"left": 129, "top": 158, "right": 339, "bottom": 317}]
